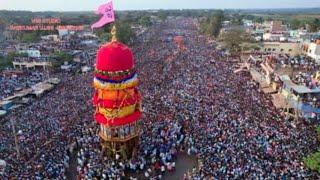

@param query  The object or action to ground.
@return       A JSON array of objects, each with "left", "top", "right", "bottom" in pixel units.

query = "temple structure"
[{"left": 93, "top": 28, "right": 142, "bottom": 159}]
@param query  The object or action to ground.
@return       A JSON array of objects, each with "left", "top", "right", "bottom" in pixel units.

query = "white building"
[
  {"left": 243, "top": 20, "right": 254, "bottom": 27},
  {"left": 58, "top": 29, "right": 69, "bottom": 37},
  {"left": 262, "top": 42, "right": 301, "bottom": 56},
  {"left": 263, "top": 33, "right": 286, "bottom": 42},
  {"left": 307, "top": 42, "right": 320, "bottom": 62},
  {"left": 19, "top": 49, "right": 41, "bottom": 58},
  {"left": 41, "top": 35, "right": 59, "bottom": 41},
  {"left": 263, "top": 21, "right": 288, "bottom": 42}
]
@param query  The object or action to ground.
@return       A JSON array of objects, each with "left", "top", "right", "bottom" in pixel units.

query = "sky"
[{"left": 0, "top": 0, "right": 319, "bottom": 11}]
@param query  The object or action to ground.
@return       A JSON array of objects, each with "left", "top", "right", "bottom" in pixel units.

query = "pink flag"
[{"left": 91, "top": 1, "right": 115, "bottom": 29}]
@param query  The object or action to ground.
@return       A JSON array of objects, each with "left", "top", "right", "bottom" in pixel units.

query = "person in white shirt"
[
  {"left": 115, "top": 154, "right": 120, "bottom": 160},
  {"left": 144, "top": 171, "right": 150, "bottom": 178},
  {"left": 172, "top": 162, "right": 176, "bottom": 170},
  {"left": 161, "top": 165, "right": 165, "bottom": 174},
  {"left": 140, "top": 163, "right": 144, "bottom": 170}
]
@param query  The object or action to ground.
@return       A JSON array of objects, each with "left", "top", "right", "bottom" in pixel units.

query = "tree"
[
  {"left": 0, "top": 18, "right": 5, "bottom": 30},
  {"left": 220, "top": 28, "right": 252, "bottom": 54},
  {"left": 266, "top": 17, "right": 274, "bottom": 21},
  {"left": 53, "top": 51, "right": 72, "bottom": 61},
  {"left": 95, "top": 24, "right": 113, "bottom": 43},
  {"left": 231, "top": 14, "right": 244, "bottom": 25},
  {"left": 253, "top": 17, "right": 264, "bottom": 24},
  {"left": 158, "top": 11, "right": 167, "bottom": 22},
  {"left": 316, "top": 126, "right": 320, "bottom": 140},
  {"left": 0, "top": 55, "right": 12, "bottom": 71},
  {"left": 98, "top": 32, "right": 112, "bottom": 43},
  {"left": 0, "top": 18, "right": 5, "bottom": 42},
  {"left": 0, "top": 52, "right": 26, "bottom": 70},
  {"left": 51, "top": 51, "right": 72, "bottom": 69},
  {"left": 309, "top": 18, "right": 320, "bottom": 33},
  {"left": 115, "top": 22, "right": 135, "bottom": 44},
  {"left": 211, "top": 10, "right": 224, "bottom": 37},
  {"left": 304, "top": 152, "right": 320, "bottom": 173},
  {"left": 139, "top": 16, "right": 152, "bottom": 27},
  {"left": 20, "top": 32, "right": 39, "bottom": 43},
  {"left": 16, "top": 52, "right": 28, "bottom": 57},
  {"left": 200, "top": 18, "right": 210, "bottom": 34},
  {"left": 94, "top": 20, "right": 135, "bottom": 45},
  {"left": 200, "top": 10, "right": 224, "bottom": 38},
  {"left": 290, "top": 19, "right": 302, "bottom": 30}
]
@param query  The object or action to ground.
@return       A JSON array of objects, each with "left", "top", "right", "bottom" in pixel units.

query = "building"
[
  {"left": 289, "top": 29, "right": 308, "bottom": 39},
  {"left": 262, "top": 42, "right": 301, "bottom": 56},
  {"left": 58, "top": 29, "right": 69, "bottom": 37},
  {"left": 271, "top": 21, "right": 287, "bottom": 33},
  {"left": 289, "top": 30, "right": 298, "bottom": 38},
  {"left": 222, "top": 21, "right": 231, "bottom": 27},
  {"left": 18, "top": 49, "right": 41, "bottom": 58},
  {"left": 243, "top": 19, "right": 254, "bottom": 27},
  {"left": 263, "top": 33, "right": 284, "bottom": 41},
  {"left": 279, "top": 76, "right": 320, "bottom": 121},
  {"left": 263, "top": 21, "right": 288, "bottom": 42},
  {"left": 307, "top": 41, "right": 320, "bottom": 62},
  {"left": 41, "top": 35, "right": 59, "bottom": 42},
  {"left": 12, "top": 57, "right": 51, "bottom": 70}
]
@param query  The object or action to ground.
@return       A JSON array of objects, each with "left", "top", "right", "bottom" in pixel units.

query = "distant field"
[
  {"left": 252, "top": 13, "right": 320, "bottom": 21},
  {"left": 295, "top": 14, "right": 320, "bottom": 19}
]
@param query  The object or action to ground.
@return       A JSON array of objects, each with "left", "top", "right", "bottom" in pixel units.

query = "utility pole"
[{"left": 10, "top": 118, "right": 20, "bottom": 159}]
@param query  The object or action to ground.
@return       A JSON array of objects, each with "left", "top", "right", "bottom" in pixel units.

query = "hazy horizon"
[{"left": 0, "top": 0, "right": 319, "bottom": 12}]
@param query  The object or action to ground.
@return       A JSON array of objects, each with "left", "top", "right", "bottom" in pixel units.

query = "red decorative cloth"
[
  {"left": 96, "top": 41, "right": 134, "bottom": 72},
  {"left": 95, "top": 110, "right": 141, "bottom": 127}
]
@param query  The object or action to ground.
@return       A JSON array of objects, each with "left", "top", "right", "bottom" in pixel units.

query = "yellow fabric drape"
[
  {"left": 98, "top": 104, "right": 137, "bottom": 119},
  {"left": 97, "top": 89, "right": 136, "bottom": 100},
  {"left": 93, "top": 78, "right": 138, "bottom": 90}
]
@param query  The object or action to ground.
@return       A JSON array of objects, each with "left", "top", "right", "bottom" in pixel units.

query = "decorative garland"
[
  {"left": 93, "top": 93, "right": 141, "bottom": 108},
  {"left": 96, "top": 88, "right": 136, "bottom": 100},
  {"left": 95, "top": 72, "right": 136, "bottom": 82},
  {"left": 95, "top": 72, "right": 137, "bottom": 83},
  {"left": 95, "top": 110, "right": 142, "bottom": 127},
  {"left": 94, "top": 67, "right": 135, "bottom": 77},
  {"left": 93, "top": 76, "right": 138, "bottom": 90},
  {"left": 98, "top": 104, "right": 137, "bottom": 119}
]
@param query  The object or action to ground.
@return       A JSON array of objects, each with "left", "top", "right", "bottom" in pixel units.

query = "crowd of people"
[
  {"left": 0, "top": 18, "right": 319, "bottom": 179},
  {"left": 292, "top": 71, "right": 317, "bottom": 88},
  {"left": 278, "top": 55, "right": 318, "bottom": 70},
  {"left": 0, "top": 70, "right": 94, "bottom": 178},
  {"left": 0, "top": 70, "right": 47, "bottom": 99}
]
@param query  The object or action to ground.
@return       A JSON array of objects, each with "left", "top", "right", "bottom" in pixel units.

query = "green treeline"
[{"left": 200, "top": 10, "right": 224, "bottom": 38}]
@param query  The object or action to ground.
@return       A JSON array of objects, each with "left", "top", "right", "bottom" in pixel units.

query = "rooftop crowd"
[
  {"left": 0, "top": 70, "right": 46, "bottom": 99},
  {"left": 0, "top": 18, "right": 319, "bottom": 179}
]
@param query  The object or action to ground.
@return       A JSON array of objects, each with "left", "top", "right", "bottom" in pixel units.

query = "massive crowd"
[
  {"left": 0, "top": 18, "right": 319, "bottom": 179},
  {"left": 0, "top": 71, "right": 94, "bottom": 178}
]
